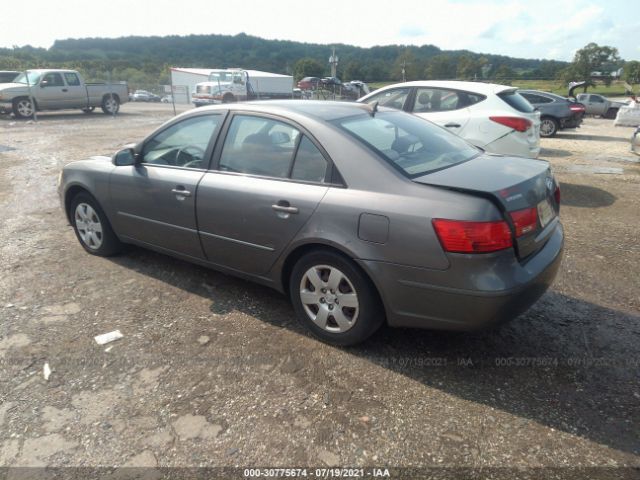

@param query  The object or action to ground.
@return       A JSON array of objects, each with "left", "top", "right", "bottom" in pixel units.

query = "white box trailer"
[{"left": 192, "top": 68, "right": 294, "bottom": 106}]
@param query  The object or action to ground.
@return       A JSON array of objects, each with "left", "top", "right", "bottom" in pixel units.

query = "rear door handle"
[
  {"left": 445, "top": 123, "right": 461, "bottom": 128},
  {"left": 171, "top": 187, "right": 192, "bottom": 197},
  {"left": 62, "top": 88, "right": 68, "bottom": 92},
  {"left": 272, "top": 204, "right": 298, "bottom": 214}
]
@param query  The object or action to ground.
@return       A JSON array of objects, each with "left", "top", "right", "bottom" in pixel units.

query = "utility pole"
[
  {"left": 401, "top": 60, "right": 410, "bottom": 82},
  {"left": 329, "top": 47, "right": 339, "bottom": 79}
]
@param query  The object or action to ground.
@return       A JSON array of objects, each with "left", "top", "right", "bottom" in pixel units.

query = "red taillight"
[
  {"left": 432, "top": 219, "right": 513, "bottom": 253},
  {"left": 569, "top": 104, "right": 585, "bottom": 112},
  {"left": 510, "top": 207, "right": 538, "bottom": 237},
  {"left": 489, "top": 116, "right": 532, "bottom": 132},
  {"left": 554, "top": 184, "right": 561, "bottom": 205}
]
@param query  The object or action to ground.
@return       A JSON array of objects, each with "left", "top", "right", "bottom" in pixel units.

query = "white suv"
[{"left": 358, "top": 81, "right": 541, "bottom": 158}]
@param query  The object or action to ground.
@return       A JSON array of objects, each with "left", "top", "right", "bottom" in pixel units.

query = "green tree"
[
  {"left": 562, "top": 42, "right": 621, "bottom": 92},
  {"left": 624, "top": 61, "right": 640, "bottom": 85},
  {"left": 425, "top": 55, "right": 456, "bottom": 80},
  {"left": 392, "top": 50, "right": 420, "bottom": 81},
  {"left": 343, "top": 60, "right": 365, "bottom": 81},
  {"left": 493, "top": 64, "right": 515, "bottom": 84},
  {"left": 293, "top": 57, "right": 324, "bottom": 81},
  {"left": 456, "top": 55, "right": 481, "bottom": 80}
]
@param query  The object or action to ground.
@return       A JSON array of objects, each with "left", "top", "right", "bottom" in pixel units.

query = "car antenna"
[{"left": 368, "top": 101, "right": 379, "bottom": 117}]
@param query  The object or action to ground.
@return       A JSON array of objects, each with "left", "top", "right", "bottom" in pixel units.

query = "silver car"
[{"left": 58, "top": 101, "right": 564, "bottom": 345}]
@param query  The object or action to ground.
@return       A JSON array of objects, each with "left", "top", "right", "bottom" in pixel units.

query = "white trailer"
[{"left": 192, "top": 69, "right": 293, "bottom": 106}]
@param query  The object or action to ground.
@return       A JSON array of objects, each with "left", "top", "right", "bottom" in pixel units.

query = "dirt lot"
[{"left": 0, "top": 104, "right": 639, "bottom": 478}]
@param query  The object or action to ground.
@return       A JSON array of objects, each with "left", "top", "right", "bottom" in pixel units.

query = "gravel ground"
[{"left": 0, "top": 104, "right": 639, "bottom": 478}]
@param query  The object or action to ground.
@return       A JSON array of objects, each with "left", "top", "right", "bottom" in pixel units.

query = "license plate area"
[{"left": 537, "top": 198, "right": 555, "bottom": 228}]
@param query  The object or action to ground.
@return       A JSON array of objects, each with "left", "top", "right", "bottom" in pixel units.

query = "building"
[{"left": 169, "top": 68, "right": 211, "bottom": 104}]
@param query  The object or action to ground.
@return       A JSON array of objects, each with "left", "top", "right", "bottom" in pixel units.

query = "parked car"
[
  {"left": 59, "top": 101, "right": 563, "bottom": 345},
  {"left": 519, "top": 90, "right": 585, "bottom": 137},
  {"left": 632, "top": 126, "right": 640, "bottom": 155},
  {"left": 160, "top": 95, "right": 173, "bottom": 103},
  {"left": 297, "top": 77, "right": 321, "bottom": 90},
  {"left": 359, "top": 81, "right": 541, "bottom": 158},
  {"left": 131, "top": 90, "right": 161, "bottom": 102},
  {"left": 0, "top": 70, "right": 20, "bottom": 83},
  {"left": 0, "top": 69, "right": 127, "bottom": 118},
  {"left": 576, "top": 93, "right": 627, "bottom": 119},
  {"left": 321, "top": 76, "right": 342, "bottom": 86}
]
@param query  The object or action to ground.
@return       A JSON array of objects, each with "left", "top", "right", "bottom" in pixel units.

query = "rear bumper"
[
  {"left": 358, "top": 223, "right": 563, "bottom": 331},
  {"left": 484, "top": 131, "right": 541, "bottom": 159}
]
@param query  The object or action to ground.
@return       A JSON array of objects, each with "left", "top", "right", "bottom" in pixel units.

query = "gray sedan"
[{"left": 58, "top": 101, "right": 563, "bottom": 345}]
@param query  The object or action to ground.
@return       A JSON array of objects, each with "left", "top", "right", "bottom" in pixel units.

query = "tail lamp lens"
[{"left": 432, "top": 219, "right": 513, "bottom": 253}]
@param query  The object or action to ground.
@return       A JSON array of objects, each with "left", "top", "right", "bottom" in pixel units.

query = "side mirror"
[
  {"left": 40, "top": 80, "right": 48, "bottom": 88},
  {"left": 113, "top": 148, "right": 137, "bottom": 166}
]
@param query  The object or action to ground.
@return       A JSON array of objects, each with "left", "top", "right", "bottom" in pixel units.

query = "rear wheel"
[
  {"left": 605, "top": 108, "right": 618, "bottom": 119},
  {"left": 70, "top": 193, "right": 122, "bottom": 256},
  {"left": 289, "top": 250, "right": 384, "bottom": 346},
  {"left": 101, "top": 96, "right": 120, "bottom": 115},
  {"left": 12, "top": 97, "right": 35, "bottom": 119},
  {"left": 540, "top": 117, "right": 559, "bottom": 137}
]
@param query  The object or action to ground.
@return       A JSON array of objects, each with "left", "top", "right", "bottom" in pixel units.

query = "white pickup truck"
[{"left": 0, "top": 69, "right": 128, "bottom": 118}]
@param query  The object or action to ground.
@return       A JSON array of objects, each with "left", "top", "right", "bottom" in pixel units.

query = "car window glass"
[
  {"left": 498, "top": 91, "right": 535, "bottom": 113},
  {"left": 43, "top": 73, "right": 64, "bottom": 87},
  {"left": 335, "top": 111, "right": 479, "bottom": 177},
  {"left": 363, "top": 88, "right": 411, "bottom": 110},
  {"left": 413, "top": 88, "right": 472, "bottom": 113},
  {"left": 291, "top": 136, "right": 328, "bottom": 183},
  {"left": 219, "top": 115, "right": 301, "bottom": 178},
  {"left": 63, "top": 73, "right": 80, "bottom": 86},
  {"left": 591, "top": 95, "right": 604, "bottom": 103},
  {"left": 142, "top": 115, "right": 221, "bottom": 169}
]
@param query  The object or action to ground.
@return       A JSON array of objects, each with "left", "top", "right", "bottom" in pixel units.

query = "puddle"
[
  {"left": 0, "top": 145, "right": 16, "bottom": 153},
  {"left": 566, "top": 165, "right": 624, "bottom": 175}
]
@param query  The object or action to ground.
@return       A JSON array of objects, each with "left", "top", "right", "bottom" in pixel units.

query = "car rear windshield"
[
  {"left": 333, "top": 111, "right": 480, "bottom": 177},
  {"left": 499, "top": 90, "right": 535, "bottom": 113}
]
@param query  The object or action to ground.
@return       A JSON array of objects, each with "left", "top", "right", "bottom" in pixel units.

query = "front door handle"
[
  {"left": 272, "top": 203, "right": 298, "bottom": 214},
  {"left": 62, "top": 88, "right": 68, "bottom": 92},
  {"left": 445, "top": 123, "right": 461, "bottom": 128},
  {"left": 171, "top": 187, "right": 191, "bottom": 197}
]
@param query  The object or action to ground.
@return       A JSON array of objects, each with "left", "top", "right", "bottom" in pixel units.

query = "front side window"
[
  {"left": 413, "top": 88, "right": 485, "bottom": 113},
  {"left": 362, "top": 88, "right": 411, "bottom": 111},
  {"left": 42, "top": 73, "right": 64, "bottom": 87},
  {"left": 142, "top": 114, "right": 221, "bottom": 169},
  {"left": 63, "top": 73, "right": 80, "bottom": 86},
  {"left": 219, "top": 116, "right": 301, "bottom": 178},
  {"left": 334, "top": 111, "right": 479, "bottom": 177}
]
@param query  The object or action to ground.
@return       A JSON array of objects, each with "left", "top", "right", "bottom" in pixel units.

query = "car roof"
[
  {"left": 191, "top": 100, "right": 383, "bottom": 121},
  {"left": 367, "top": 80, "right": 516, "bottom": 96}
]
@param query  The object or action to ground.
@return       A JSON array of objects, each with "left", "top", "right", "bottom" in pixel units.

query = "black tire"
[
  {"left": 70, "top": 192, "right": 122, "bottom": 256},
  {"left": 539, "top": 117, "right": 559, "bottom": 138},
  {"left": 222, "top": 93, "right": 236, "bottom": 104},
  {"left": 289, "top": 250, "right": 385, "bottom": 346},
  {"left": 12, "top": 97, "right": 35, "bottom": 119},
  {"left": 101, "top": 95, "right": 120, "bottom": 115},
  {"left": 82, "top": 107, "right": 95, "bottom": 114},
  {"left": 605, "top": 108, "right": 618, "bottom": 120}
]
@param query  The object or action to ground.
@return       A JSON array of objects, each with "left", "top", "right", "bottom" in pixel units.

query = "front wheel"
[
  {"left": 289, "top": 250, "right": 384, "bottom": 346},
  {"left": 13, "top": 97, "right": 35, "bottom": 119},
  {"left": 70, "top": 193, "right": 122, "bottom": 256},
  {"left": 540, "top": 117, "right": 559, "bottom": 137},
  {"left": 101, "top": 96, "right": 120, "bottom": 115}
]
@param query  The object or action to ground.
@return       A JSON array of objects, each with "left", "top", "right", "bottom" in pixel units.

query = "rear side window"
[
  {"left": 590, "top": 95, "right": 604, "bottom": 103},
  {"left": 291, "top": 137, "right": 328, "bottom": 183},
  {"left": 219, "top": 115, "right": 301, "bottom": 178},
  {"left": 499, "top": 91, "right": 535, "bottom": 113},
  {"left": 63, "top": 73, "right": 80, "bottom": 86},
  {"left": 413, "top": 88, "right": 486, "bottom": 113}
]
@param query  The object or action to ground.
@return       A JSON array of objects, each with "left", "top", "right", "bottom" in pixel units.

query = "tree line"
[{"left": 0, "top": 34, "right": 636, "bottom": 92}]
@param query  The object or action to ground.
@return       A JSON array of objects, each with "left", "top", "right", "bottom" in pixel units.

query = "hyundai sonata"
[{"left": 58, "top": 101, "right": 563, "bottom": 345}]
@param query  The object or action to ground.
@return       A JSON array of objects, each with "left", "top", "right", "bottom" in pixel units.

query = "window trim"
[
  {"left": 136, "top": 110, "right": 228, "bottom": 171},
  {"left": 210, "top": 111, "right": 344, "bottom": 187}
]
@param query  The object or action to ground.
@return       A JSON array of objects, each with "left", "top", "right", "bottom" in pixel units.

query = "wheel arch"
[{"left": 279, "top": 241, "right": 388, "bottom": 321}]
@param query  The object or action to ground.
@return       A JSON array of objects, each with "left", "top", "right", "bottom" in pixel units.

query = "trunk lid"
[{"left": 415, "top": 154, "right": 560, "bottom": 259}]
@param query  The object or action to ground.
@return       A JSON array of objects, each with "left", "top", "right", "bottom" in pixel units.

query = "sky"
[{"left": 2, "top": 0, "right": 638, "bottom": 61}]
